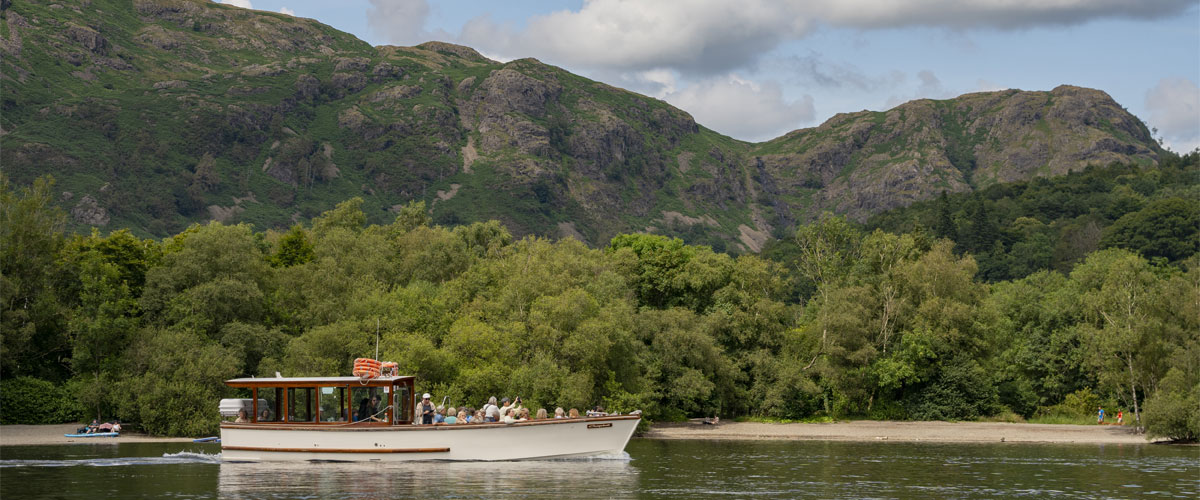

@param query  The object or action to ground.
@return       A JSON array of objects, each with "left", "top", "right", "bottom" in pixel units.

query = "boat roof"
[{"left": 225, "top": 376, "right": 414, "bottom": 387}]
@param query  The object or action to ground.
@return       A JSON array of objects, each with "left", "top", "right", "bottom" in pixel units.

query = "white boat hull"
[{"left": 219, "top": 416, "right": 639, "bottom": 462}]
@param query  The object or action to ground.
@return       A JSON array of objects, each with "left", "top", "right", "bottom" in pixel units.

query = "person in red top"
[{"left": 1116, "top": 410, "right": 1124, "bottom": 424}]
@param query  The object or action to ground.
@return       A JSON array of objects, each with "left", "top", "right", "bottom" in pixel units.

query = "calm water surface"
[{"left": 1, "top": 439, "right": 1196, "bottom": 499}]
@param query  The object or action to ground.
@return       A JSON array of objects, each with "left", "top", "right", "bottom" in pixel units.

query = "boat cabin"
[{"left": 224, "top": 376, "right": 416, "bottom": 425}]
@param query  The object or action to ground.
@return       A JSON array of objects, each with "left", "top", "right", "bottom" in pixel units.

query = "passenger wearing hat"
[
  {"left": 419, "top": 393, "right": 435, "bottom": 425},
  {"left": 500, "top": 396, "right": 523, "bottom": 420}
]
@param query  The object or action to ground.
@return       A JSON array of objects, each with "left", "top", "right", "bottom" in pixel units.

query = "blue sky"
[{"left": 218, "top": 0, "right": 1200, "bottom": 151}]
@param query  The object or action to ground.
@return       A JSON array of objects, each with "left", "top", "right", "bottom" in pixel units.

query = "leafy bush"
[
  {"left": 1035, "top": 388, "right": 1103, "bottom": 419},
  {"left": 904, "top": 356, "right": 999, "bottom": 421},
  {"left": 1143, "top": 370, "right": 1199, "bottom": 442},
  {"left": 0, "top": 376, "right": 84, "bottom": 424}
]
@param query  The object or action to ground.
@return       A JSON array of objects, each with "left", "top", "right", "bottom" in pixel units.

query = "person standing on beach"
[
  {"left": 1116, "top": 410, "right": 1123, "bottom": 424},
  {"left": 1097, "top": 406, "right": 1105, "bottom": 424}
]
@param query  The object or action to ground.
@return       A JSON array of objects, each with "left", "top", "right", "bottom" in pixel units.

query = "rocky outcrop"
[
  {"left": 66, "top": 25, "right": 108, "bottom": 55},
  {"left": 754, "top": 86, "right": 1161, "bottom": 221},
  {"left": 71, "top": 195, "right": 109, "bottom": 226}
]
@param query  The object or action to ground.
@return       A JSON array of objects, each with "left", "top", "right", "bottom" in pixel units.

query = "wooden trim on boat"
[
  {"left": 223, "top": 445, "right": 449, "bottom": 454},
  {"left": 226, "top": 377, "right": 415, "bottom": 389},
  {"left": 220, "top": 415, "right": 640, "bottom": 432}
]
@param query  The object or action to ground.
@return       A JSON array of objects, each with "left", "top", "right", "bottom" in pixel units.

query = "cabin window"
[
  {"left": 394, "top": 385, "right": 412, "bottom": 424},
  {"left": 255, "top": 388, "right": 281, "bottom": 422},
  {"left": 351, "top": 387, "right": 386, "bottom": 422},
  {"left": 287, "top": 387, "right": 315, "bottom": 422},
  {"left": 319, "top": 386, "right": 347, "bottom": 422}
]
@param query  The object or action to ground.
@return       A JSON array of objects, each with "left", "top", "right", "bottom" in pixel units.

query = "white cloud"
[
  {"left": 821, "top": 0, "right": 1196, "bottom": 30},
  {"left": 1145, "top": 77, "right": 1200, "bottom": 153},
  {"left": 446, "top": 0, "right": 1196, "bottom": 76},
  {"left": 367, "top": 0, "right": 431, "bottom": 46},
  {"left": 279, "top": 7, "right": 295, "bottom": 16},
  {"left": 663, "top": 75, "right": 815, "bottom": 142},
  {"left": 216, "top": 0, "right": 253, "bottom": 9},
  {"left": 460, "top": 0, "right": 808, "bottom": 76}
]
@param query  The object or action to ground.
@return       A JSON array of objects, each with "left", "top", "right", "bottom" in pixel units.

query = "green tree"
[
  {"left": 0, "top": 175, "right": 70, "bottom": 379},
  {"left": 140, "top": 222, "right": 273, "bottom": 338},
  {"left": 391, "top": 200, "right": 431, "bottom": 233},
  {"left": 117, "top": 329, "right": 240, "bottom": 436},
  {"left": 793, "top": 213, "right": 861, "bottom": 374},
  {"left": 1100, "top": 197, "right": 1199, "bottom": 262},
  {"left": 311, "top": 197, "right": 367, "bottom": 235},
  {"left": 934, "top": 191, "right": 957, "bottom": 241},
  {"left": 69, "top": 252, "right": 138, "bottom": 420},
  {"left": 271, "top": 225, "right": 315, "bottom": 268},
  {"left": 1072, "top": 249, "right": 1160, "bottom": 428}
]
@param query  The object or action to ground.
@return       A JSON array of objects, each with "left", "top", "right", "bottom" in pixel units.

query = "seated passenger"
[
  {"left": 235, "top": 409, "right": 248, "bottom": 423},
  {"left": 474, "top": 410, "right": 485, "bottom": 423},
  {"left": 517, "top": 408, "right": 530, "bottom": 421},
  {"left": 259, "top": 409, "right": 272, "bottom": 422},
  {"left": 536, "top": 408, "right": 547, "bottom": 419},
  {"left": 554, "top": 407, "right": 565, "bottom": 419},
  {"left": 483, "top": 397, "right": 500, "bottom": 422},
  {"left": 434, "top": 406, "right": 446, "bottom": 424},
  {"left": 568, "top": 408, "right": 580, "bottom": 418},
  {"left": 357, "top": 397, "right": 380, "bottom": 422},
  {"left": 444, "top": 407, "right": 457, "bottom": 424},
  {"left": 502, "top": 407, "right": 517, "bottom": 424},
  {"left": 456, "top": 410, "right": 468, "bottom": 423}
]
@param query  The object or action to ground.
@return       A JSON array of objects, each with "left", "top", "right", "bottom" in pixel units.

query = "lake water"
[{"left": 1, "top": 439, "right": 1196, "bottom": 499}]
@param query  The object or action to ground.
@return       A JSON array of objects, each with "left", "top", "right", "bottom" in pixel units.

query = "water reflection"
[
  {"left": 1, "top": 441, "right": 1195, "bottom": 499},
  {"left": 217, "top": 455, "right": 638, "bottom": 499}
]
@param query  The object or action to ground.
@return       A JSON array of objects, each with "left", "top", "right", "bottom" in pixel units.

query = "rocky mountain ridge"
[{"left": 1, "top": 0, "right": 1163, "bottom": 251}]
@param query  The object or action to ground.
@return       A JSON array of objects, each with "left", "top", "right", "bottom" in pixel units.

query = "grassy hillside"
[{"left": 1, "top": 0, "right": 1165, "bottom": 252}]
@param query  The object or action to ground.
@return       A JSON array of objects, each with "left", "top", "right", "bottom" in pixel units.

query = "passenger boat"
[{"left": 218, "top": 375, "right": 640, "bottom": 462}]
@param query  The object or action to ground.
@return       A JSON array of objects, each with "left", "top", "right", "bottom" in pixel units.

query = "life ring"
[{"left": 352, "top": 358, "right": 382, "bottom": 378}]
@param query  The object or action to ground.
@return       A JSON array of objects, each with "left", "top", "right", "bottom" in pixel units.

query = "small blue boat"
[{"left": 64, "top": 432, "right": 119, "bottom": 438}]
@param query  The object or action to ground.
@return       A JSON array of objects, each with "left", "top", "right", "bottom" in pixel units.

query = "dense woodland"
[{"left": 1, "top": 155, "right": 1197, "bottom": 441}]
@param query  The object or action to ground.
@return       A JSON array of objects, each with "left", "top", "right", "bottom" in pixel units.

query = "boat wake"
[
  {"left": 0, "top": 451, "right": 222, "bottom": 468},
  {"left": 543, "top": 451, "right": 632, "bottom": 462}
]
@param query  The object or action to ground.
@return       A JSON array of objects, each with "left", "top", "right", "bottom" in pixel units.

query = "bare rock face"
[
  {"left": 66, "top": 25, "right": 108, "bottom": 55},
  {"left": 71, "top": 195, "right": 109, "bottom": 226},
  {"left": 333, "top": 57, "right": 369, "bottom": 72},
  {"left": 330, "top": 72, "right": 366, "bottom": 93},
  {"left": 476, "top": 68, "right": 562, "bottom": 118},
  {"left": 754, "top": 86, "right": 1161, "bottom": 222},
  {"left": 371, "top": 62, "right": 402, "bottom": 81},
  {"left": 294, "top": 74, "right": 319, "bottom": 99}
]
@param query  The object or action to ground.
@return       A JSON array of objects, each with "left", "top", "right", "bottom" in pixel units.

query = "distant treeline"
[
  {"left": 1, "top": 159, "right": 1196, "bottom": 441},
  {"left": 864, "top": 153, "right": 1199, "bottom": 281}
]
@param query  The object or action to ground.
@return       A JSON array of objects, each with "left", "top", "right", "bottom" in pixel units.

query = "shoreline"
[
  {"left": 642, "top": 420, "right": 1156, "bottom": 445},
  {"left": 0, "top": 420, "right": 1159, "bottom": 447}
]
